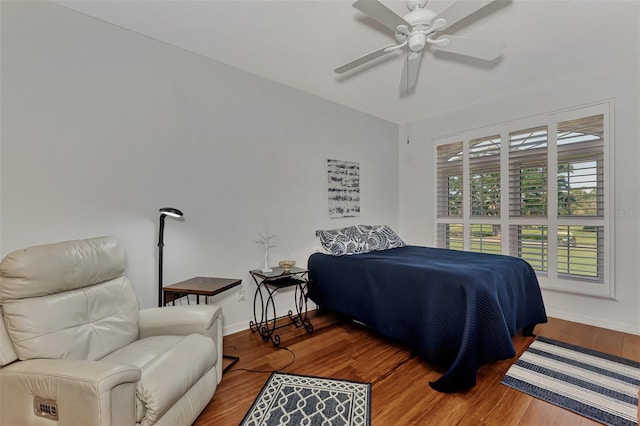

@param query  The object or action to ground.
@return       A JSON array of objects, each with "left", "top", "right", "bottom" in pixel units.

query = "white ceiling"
[{"left": 54, "top": 0, "right": 640, "bottom": 124}]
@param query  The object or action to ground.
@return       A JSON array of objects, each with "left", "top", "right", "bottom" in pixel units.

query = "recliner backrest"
[
  {"left": 0, "top": 236, "right": 139, "bottom": 361},
  {"left": 0, "top": 313, "right": 17, "bottom": 366}
]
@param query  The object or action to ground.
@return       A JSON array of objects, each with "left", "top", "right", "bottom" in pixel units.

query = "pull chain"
[{"left": 405, "top": 47, "right": 411, "bottom": 144}]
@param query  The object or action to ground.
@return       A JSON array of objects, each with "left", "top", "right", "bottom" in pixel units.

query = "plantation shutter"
[
  {"left": 557, "top": 225, "right": 604, "bottom": 280},
  {"left": 509, "top": 225, "right": 548, "bottom": 273},
  {"left": 509, "top": 126, "right": 548, "bottom": 217},
  {"left": 556, "top": 114, "right": 605, "bottom": 282},
  {"left": 508, "top": 126, "right": 549, "bottom": 273},
  {"left": 469, "top": 136, "right": 501, "bottom": 217},
  {"left": 436, "top": 142, "right": 463, "bottom": 218},
  {"left": 557, "top": 114, "right": 604, "bottom": 217},
  {"left": 437, "top": 223, "right": 463, "bottom": 250},
  {"left": 470, "top": 224, "right": 501, "bottom": 254},
  {"left": 435, "top": 103, "right": 610, "bottom": 296}
]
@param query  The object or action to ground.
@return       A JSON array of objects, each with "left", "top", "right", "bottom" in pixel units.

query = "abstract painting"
[{"left": 327, "top": 159, "right": 360, "bottom": 218}]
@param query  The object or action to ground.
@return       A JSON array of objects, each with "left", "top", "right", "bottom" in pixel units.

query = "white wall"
[
  {"left": 0, "top": 1, "right": 399, "bottom": 334},
  {"left": 399, "top": 57, "right": 640, "bottom": 335}
]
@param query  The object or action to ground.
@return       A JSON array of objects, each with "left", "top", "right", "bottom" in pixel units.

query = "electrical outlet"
[{"left": 237, "top": 286, "right": 245, "bottom": 302}]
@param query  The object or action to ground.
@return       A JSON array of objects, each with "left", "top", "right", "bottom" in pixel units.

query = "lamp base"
[{"left": 261, "top": 267, "right": 273, "bottom": 273}]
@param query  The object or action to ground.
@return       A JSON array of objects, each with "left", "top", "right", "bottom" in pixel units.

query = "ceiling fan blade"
[
  {"left": 400, "top": 50, "right": 423, "bottom": 91},
  {"left": 434, "top": 0, "right": 496, "bottom": 31},
  {"left": 335, "top": 43, "right": 401, "bottom": 74},
  {"left": 431, "top": 35, "right": 504, "bottom": 60},
  {"left": 353, "top": 0, "right": 411, "bottom": 32}
]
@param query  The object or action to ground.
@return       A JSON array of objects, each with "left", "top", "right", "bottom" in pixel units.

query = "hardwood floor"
[{"left": 195, "top": 310, "right": 640, "bottom": 425}]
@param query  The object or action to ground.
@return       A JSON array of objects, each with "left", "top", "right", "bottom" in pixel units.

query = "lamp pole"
[{"left": 158, "top": 207, "right": 183, "bottom": 307}]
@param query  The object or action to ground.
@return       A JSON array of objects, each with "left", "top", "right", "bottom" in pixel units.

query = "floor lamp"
[{"left": 158, "top": 207, "right": 184, "bottom": 307}]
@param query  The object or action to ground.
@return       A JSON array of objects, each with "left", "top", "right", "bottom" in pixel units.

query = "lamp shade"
[
  {"left": 159, "top": 207, "right": 183, "bottom": 218},
  {"left": 158, "top": 207, "right": 184, "bottom": 307}
]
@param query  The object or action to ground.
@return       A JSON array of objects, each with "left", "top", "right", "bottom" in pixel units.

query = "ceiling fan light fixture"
[{"left": 408, "top": 32, "right": 427, "bottom": 51}]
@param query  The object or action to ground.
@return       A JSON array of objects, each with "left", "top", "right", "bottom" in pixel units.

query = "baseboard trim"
[
  {"left": 223, "top": 321, "right": 250, "bottom": 336},
  {"left": 224, "top": 307, "right": 640, "bottom": 337},
  {"left": 223, "top": 301, "right": 319, "bottom": 336},
  {"left": 545, "top": 307, "right": 640, "bottom": 336}
]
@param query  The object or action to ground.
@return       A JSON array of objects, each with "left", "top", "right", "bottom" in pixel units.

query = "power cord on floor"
[{"left": 223, "top": 346, "right": 296, "bottom": 373}]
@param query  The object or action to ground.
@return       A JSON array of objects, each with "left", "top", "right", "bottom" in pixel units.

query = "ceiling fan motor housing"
[
  {"left": 404, "top": 7, "right": 437, "bottom": 28},
  {"left": 402, "top": 7, "right": 438, "bottom": 52}
]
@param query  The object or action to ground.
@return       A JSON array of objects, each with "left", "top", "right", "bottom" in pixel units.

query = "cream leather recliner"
[{"left": 0, "top": 236, "right": 223, "bottom": 426}]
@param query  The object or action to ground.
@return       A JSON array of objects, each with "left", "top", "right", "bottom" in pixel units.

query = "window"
[
  {"left": 509, "top": 126, "right": 548, "bottom": 217},
  {"left": 557, "top": 115, "right": 604, "bottom": 218},
  {"left": 436, "top": 143, "right": 463, "bottom": 218},
  {"left": 470, "top": 136, "right": 501, "bottom": 217},
  {"left": 437, "top": 223, "right": 463, "bottom": 250},
  {"left": 509, "top": 225, "right": 548, "bottom": 273},
  {"left": 557, "top": 225, "right": 603, "bottom": 279},
  {"left": 435, "top": 103, "right": 612, "bottom": 297},
  {"left": 471, "top": 224, "right": 501, "bottom": 254}
]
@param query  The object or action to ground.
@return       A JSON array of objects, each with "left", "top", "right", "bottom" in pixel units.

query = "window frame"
[{"left": 433, "top": 102, "right": 614, "bottom": 298}]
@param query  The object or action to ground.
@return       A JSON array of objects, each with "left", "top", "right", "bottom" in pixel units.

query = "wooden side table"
[{"left": 162, "top": 276, "right": 242, "bottom": 372}]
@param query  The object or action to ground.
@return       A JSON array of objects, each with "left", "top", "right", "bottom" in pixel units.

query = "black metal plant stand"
[{"left": 249, "top": 266, "right": 313, "bottom": 347}]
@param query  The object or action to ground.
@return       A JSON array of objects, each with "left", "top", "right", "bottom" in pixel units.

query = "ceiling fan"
[{"left": 335, "top": 0, "right": 505, "bottom": 91}]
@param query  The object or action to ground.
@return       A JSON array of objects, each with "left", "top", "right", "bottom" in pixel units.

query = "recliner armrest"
[
  {"left": 139, "top": 305, "right": 224, "bottom": 384},
  {"left": 138, "top": 305, "right": 221, "bottom": 339},
  {"left": 0, "top": 359, "right": 140, "bottom": 426}
]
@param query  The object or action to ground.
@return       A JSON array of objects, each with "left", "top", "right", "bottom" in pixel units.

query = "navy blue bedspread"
[{"left": 308, "top": 246, "right": 547, "bottom": 393}]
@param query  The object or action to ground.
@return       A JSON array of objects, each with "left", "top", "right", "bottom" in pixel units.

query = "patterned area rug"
[
  {"left": 240, "top": 372, "right": 371, "bottom": 426},
  {"left": 502, "top": 336, "right": 640, "bottom": 426}
]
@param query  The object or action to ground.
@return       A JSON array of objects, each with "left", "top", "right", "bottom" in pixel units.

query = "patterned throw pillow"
[
  {"left": 316, "top": 225, "right": 405, "bottom": 256},
  {"left": 315, "top": 226, "right": 367, "bottom": 256},
  {"left": 357, "top": 225, "right": 406, "bottom": 252}
]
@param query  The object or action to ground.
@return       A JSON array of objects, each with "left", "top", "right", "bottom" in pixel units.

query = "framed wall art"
[{"left": 327, "top": 159, "right": 360, "bottom": 218}]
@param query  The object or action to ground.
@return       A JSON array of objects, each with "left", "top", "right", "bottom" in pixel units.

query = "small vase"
[{"left": 262, "top": 250, "right": 272, "bottom": 273}]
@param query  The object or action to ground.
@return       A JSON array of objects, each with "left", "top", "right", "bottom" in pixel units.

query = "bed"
[{"left": 307, "top": 242, "right": 547, "bottom": 393}]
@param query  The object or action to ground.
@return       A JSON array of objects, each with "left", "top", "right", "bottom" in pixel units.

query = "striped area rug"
[{"left": 502, "top": 336, "right": 640, "bottom": 426}]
